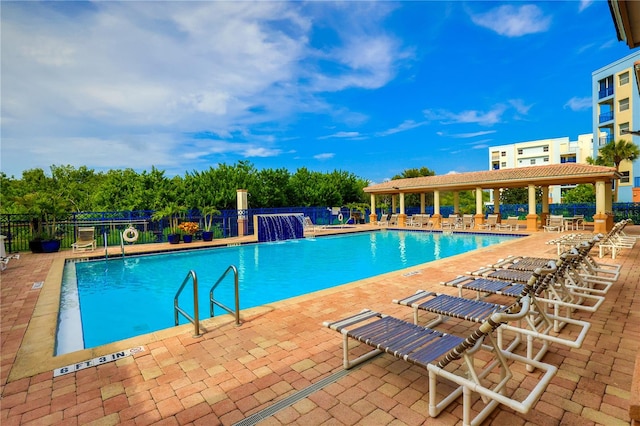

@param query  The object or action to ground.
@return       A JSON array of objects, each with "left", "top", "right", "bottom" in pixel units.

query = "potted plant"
[
  {"left": 200, "top": 206, "right": 221, "bottom": 241},
  {"left": 347, "top": 202, "right": 369, "bottom": 224},
  {"left": 15, "top": 192, "right": 68, "bottom": 253},
  {"left": 152, "top": 203, "right": 185, "bottom": 244},
  {"left": 178, "top": 221, "right": 198, "bottom": 243}
]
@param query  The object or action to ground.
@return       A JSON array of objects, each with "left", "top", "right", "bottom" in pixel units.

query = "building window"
[
  {"left": 501, "top": 161, "right": 506, "bottom": 167},
  {"left": 501, "top": 151, "right": 506, "bottom": 157},
  {"left": 619, "top": 71, "right": 630, "bottom": 86},
  {"left": 543, "top": 157, "right": 549, "bottom": 162},
  {"left": 620, "top": 122, "right": 630, "bottom": 135},
  {"left": 620, "top": 171, "right": 630, "bottom": 183},
  {"left": 530, "top": 159, "right": 536, "bottom": 165},
  {"left": 543, "top": 146, "right": 549, "bottom": 152},
  {"left": 517, "top": 149, "right": 523, "bottom": 155},
  {"left": 620, "top": 98, "right": 629, "bottom": 112}
]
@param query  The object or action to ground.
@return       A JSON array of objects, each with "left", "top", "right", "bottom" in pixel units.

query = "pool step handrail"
[
  {"left": 174, "top": 270, "right": 202, "bottom": 337},
  {"left": 209, "top": 265, "right": 241, "bottom": 326}
]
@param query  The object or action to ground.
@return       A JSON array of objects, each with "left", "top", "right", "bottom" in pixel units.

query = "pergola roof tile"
[{"left": 364, "top": 164, "right": 620, "bottom": 194}]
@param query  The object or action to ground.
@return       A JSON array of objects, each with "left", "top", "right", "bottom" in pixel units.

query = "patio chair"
[
  {"left": 543, "top": 215, "right": 564, "bottom": 233},
  {"left": 461, "top": 214, "right": 474, "bottom": 229},
  {"left": 377, "top": 213, "right": 392, "bottom": 226},
  {"left": 394, "top": 257, "right": 591, "bottom": 372},
  {"left": 1, "top": 253, "right": 20, "bottom": 272},
  {"left": 470, "top": 240, "right": 613, "bottom": 297},
  {"left": 388, "top": 214, "right": 399, "bottom": 227},
  {"left": 72, "top": 227, "right": 96, "bottom": 252},
  {"left": 440, "top": 214, "right": 458, "bottom": 230},
  {"left": 324, "top": 302, "right": 557, "bottom": 426},
  {"left": 479, "top": 214, "right": 498, "bottom": 230},
  {"left": 496, "top": 216, "right": 519, "bottom": 231}
]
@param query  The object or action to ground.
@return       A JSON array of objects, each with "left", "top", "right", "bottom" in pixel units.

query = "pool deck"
[{"left": 1, "top": 225, "right": 639, "bottom": 425}]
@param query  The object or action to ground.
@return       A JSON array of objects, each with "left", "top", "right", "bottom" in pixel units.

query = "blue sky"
[{"left": 1, "top": 1, "right": 636, "bottom": 183}]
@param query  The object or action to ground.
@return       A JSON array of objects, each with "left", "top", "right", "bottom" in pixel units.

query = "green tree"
[
  {"left": 500, "top": 187, "right": 543, "bottom": 205},
  {"left": 596, "top": 139, "right": 640, "bottom": 201},
  {"left": 391, "top": 167, "right": 435, "bottom": 207},
  {"left": 562, "top": 184, "right": 595, "bottom": 203}
]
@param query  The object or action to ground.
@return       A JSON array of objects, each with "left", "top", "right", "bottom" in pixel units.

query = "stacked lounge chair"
[{"left": 324, "top": 265, "right": 558, "bottom": 426}]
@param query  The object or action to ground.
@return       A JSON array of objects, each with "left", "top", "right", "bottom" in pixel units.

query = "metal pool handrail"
[
  {"left": 209, "top": 265, "right": 241, "bottom": 326},
  {"left": 174, "top": 270, "right": 202, "bottom": 337}
]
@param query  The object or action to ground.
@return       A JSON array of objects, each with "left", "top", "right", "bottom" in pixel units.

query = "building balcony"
[
  {"left": 599, "top": 111, "right": 614, "bottom": 123},
  {"left": 598, "top": 87, "right": 614, "bottom": 98},
  {"left": 599, "top": 135, "right": 614, "bottom": 146}
]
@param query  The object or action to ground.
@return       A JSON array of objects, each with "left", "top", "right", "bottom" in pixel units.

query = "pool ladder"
[{"left": 174, "top": 265, "right": 241, "bottom": 338}]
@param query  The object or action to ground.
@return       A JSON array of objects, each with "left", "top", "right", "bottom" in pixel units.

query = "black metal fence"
[
  {"left": 2, "top": 203, "right": 638, "bottom": 253},
  {"left": 0, "top": 206, "right": 358, "bottom": 253}
]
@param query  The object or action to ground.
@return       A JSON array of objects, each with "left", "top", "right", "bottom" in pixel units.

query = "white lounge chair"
[
  {"left": 324, "top": 301, "right": 557, "bottom": 426},
  {"left": 479, "top": 214, "right": 498, "bottom": 230},
  {"left": 543, "top": 215, "right": 564, "bottom": 232},
  {"left": 72, "top": 227, "right": 96, "bottom": 252}
]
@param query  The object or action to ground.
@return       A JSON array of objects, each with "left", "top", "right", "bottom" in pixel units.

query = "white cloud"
[
  {"left": 447, "top": 130, "right": 497, "bottom": 139},
  {"left": 470, "top": 5, "right": 551, "bottom": 37},
  {"left": 424, "top": 105, "right": 507, "bottom": 126},
  {"left": 579, "top": 1, "right": 594, "bottom": 13},
  {"left": 314, "top": 153, "right": 335, "bottom": 160},
  {"left": 376, "top": 120, "right": 426, "bottom": 137},
  {"left": 0, "top": 1, "right": 408, "bottom": 176},
  {"left": 319, "top": 131, "right": 361, "bottom": 140},
  {"left": 564, "top": 97, "right": 591, "bottom": 111}
]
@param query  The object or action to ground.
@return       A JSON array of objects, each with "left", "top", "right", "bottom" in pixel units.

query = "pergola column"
[
  {"left": 433, "top": 190, "right": 441, "bottom": 228},
  {"left": 420, "top": 193, "right": 426, "bottom": 214},
  {"left": 369, "top": 194, "right": 377, "bottom": 224},
  {"left": 453, "top": 192, "right": 460, "bottom": 215},
  {"left": 398, "top": 192, "right": 407, "bottom": 227},
  {"left": 474, "top": 187, "right": 484, "bottom": 229},
  {"left": 594, "top": 180, "right": 614, "bottom": 233},
  {"left": 492, "top": 189, "right": 500, "bottom": 220},
  {"left": 540, "top": 186, "right": 550, "bottom": 230},
  {"left": 526, "top": 184, "right": 538, "bottom": 231}
]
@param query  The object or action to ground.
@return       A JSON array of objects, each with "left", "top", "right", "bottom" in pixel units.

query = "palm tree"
[{"left": 597, "top": 139, "right": 640, "bottom": 201}]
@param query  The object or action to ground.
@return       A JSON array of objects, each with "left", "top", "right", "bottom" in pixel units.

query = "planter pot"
[
  {"left": 202, "top": 231, "right": 214, "bottom": 241},
  {"left": 168, "top": 234, "right": 181, "bottom": 244},
  {"left": 182, "top": 234, "right": 193, "bottom": 243},
  {"left": 29, "top": 239, "right": 61, "bottom": 253}
]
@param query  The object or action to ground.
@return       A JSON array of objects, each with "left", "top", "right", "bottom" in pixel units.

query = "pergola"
[{"left": 364, "top": 163, "right": 621, "bottom": 233}]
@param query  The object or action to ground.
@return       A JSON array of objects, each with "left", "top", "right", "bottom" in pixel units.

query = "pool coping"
[{"left": 8, "top": 230, "right": 530, "bottom": 382}]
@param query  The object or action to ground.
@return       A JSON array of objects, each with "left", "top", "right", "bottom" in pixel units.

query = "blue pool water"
[{"left": 56, "top": 230, "right": 517, "bottom": 354}]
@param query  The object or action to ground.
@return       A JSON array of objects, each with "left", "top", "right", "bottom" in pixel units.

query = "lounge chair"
[
  {"left": 394, "top": 257, "right": 591, "bottom": 372},
  {"left": 479, "top": 214, "right": 498, "bottom": 230},
  {"left": 461, "top": 214, "right": 474, "bottom": 229},
  {"left": 470, "top": 240, "right": 613, "bottom": 296},
  {"left": 495, "top": 216, "right": 519, "bottom": 231},
  {"left": 543, "top": 215, "right": 564, "bottom": 233},
  {"left": 324, "top": 302, "right": 557, "bottom": 426},
  {"left": 377, "top": 213, "right": 392, "bottom": 226},
  {"left": 72, "top": 227, "right": 96, "bottom": 252},
  {"left": 440, "top": 214, "right": 459, "bottom": 230},
  {"left": 388, "top": 214, "right": 399, "bottom": 227},
  {"left": 1, "top": 253, "right": 20, "bottom": 272}
]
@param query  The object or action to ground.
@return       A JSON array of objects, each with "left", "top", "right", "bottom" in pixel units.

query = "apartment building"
[
  {"left": 488, "top": 134, "right": 593, "bottom": 203},
  {"left": 592, "top": 51, "right": 640, "bottom": 202}
]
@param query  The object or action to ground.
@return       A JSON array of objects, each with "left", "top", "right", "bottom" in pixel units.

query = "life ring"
[
  {"left": 122, "top": 226, "right": 139, "bottom": 243},
  {"left": 337, "top": 213, "right": 344, "bottom": 222}
]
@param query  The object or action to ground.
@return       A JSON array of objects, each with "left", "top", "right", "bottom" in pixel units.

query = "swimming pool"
[{"left": 56, "top": 230, "right": 518, "bottom": 355}]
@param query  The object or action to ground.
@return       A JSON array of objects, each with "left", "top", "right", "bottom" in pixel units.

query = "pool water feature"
[{"left": 56, "top": 230, "right": 518, "bottom": 355}]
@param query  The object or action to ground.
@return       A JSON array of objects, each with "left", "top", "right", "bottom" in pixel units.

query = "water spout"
[{"left": 255, "top": 214, "right": 304, "bottom": 242}]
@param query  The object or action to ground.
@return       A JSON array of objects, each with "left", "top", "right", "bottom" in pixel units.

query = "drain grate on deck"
[{"left": 232, "top": 360, "right": 371, "bottom": 426}]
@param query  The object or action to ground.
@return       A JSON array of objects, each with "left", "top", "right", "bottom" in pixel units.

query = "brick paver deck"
[{"left": 1, "top": 226, "right": 638, "bottom": 425}]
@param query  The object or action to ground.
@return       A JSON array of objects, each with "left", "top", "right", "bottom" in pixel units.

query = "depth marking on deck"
[
  {"left": 31, "top": 281, "right": 44, "bottom": 290},
  {"left": 402, "top": 271, "right": 422, "bottom": 277},
  {"left": 54, "top": 346, "right": 145, "bottom": 377}
]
